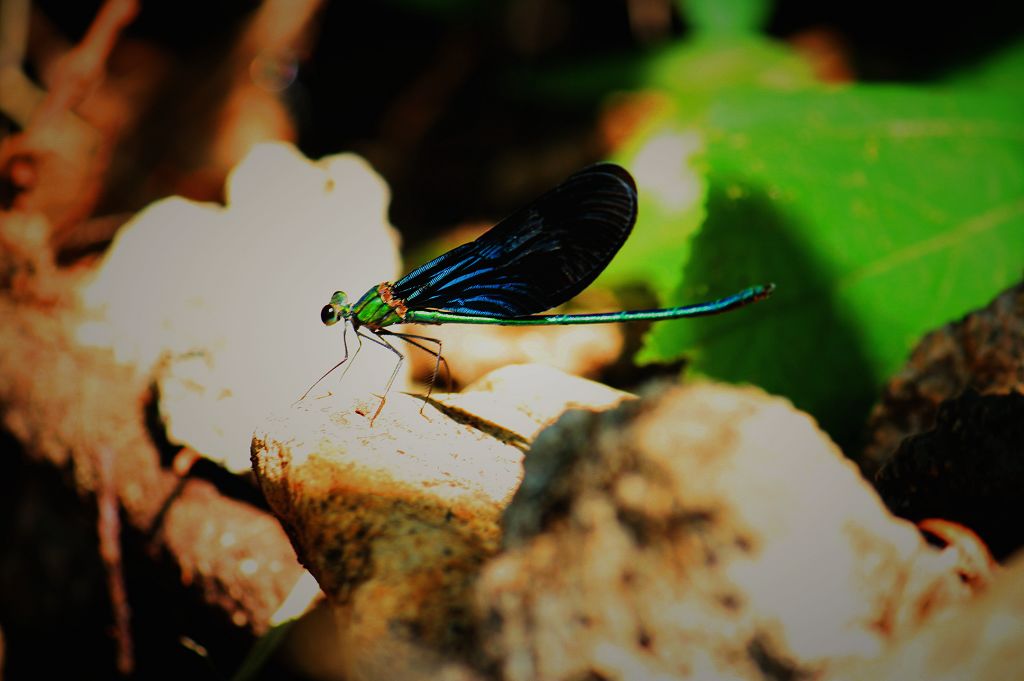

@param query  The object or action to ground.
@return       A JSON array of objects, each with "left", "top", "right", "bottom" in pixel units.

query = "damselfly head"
[{"left": 320, "top": 290, "right": 351, "bottom": 326}]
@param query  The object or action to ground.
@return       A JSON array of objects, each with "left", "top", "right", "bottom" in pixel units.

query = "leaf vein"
[{"left": 843, "top": 198, "right": 1024, "bottom": 287}]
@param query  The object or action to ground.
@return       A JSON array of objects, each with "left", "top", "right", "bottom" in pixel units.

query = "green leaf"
[
  {"left": 597, "top": 122, "right": 707, "bottom": 294},
  {"left": 639, "top": 86, "right": 1024, "bottom": 446},
  {"left": 645, "top": 36, "right": 815, "bottom": 113},
  {"left": 945, "top": 39, "right": 1024, "bottom": 95},
  {"left": 592, "top": 36, "right": 815, "bottom": 293},
  {"left": 679, "top": 0, "right": 773, "bottom": 36}
]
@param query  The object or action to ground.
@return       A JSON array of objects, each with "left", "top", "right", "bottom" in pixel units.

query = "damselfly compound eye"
[{"left": 321, "top": 304, "right": 338, "bottom": 325}]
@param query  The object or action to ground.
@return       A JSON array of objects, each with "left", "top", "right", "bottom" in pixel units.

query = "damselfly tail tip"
[{"left": 759, "top": 282, "right": 776, "bottom": 299}]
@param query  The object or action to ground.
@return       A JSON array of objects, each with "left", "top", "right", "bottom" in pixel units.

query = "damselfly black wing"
[{"left": 390, "top": 163, "right": 637, "bottom": 317}]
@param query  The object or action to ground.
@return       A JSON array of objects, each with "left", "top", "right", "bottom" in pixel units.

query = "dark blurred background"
[
  {"left": 4, "top": 1, "right": 1024, "bottom": 679},
  {"left": 29, "top": 0, "right": 1024, "bottom": 246}
]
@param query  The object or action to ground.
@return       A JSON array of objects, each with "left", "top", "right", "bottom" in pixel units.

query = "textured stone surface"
[
  {"left": 827, "top": 551, "right": 1024, "bottom": 681},
  {"left": 404, "top": 318, "right": 624, "bottom": 388},
  {"left": 252, "top": 364, "right": 631, "bottom": 678},
  {"left": 875, "top": 390, "right": 1024, "bottom": 560},
  {"left": 862, "top": 282, "right": 1024, "bottom": 477},
  {"left": 476, "top": 383, "right": 972, "bottom": 681}
]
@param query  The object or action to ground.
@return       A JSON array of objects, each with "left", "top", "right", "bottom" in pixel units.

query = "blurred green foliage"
[
  {"left": 591, "top": 7, "right": 1024, "bottom": 446},
  {"left": 682, "top": 0, "right": 773, "bottom": 36},
  {"left": 639, "top": 87, "right": 1024, "bottom": 445},
  {"left": 594, "top": 34, "right": 815, "bottom": 292},
  {"left": 947, "top": 40, "right": 1024, "bottom": 94}
]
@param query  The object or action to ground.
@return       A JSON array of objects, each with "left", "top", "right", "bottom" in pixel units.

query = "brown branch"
[
  {"left": 0, "top": 0, "right": 30, "bottom": 69},
  {"left": 0, "top": 0, "right": 132, "bottom": 237},
  {"left": 35, "top": 0, "right": 140, "bottom": 119},
  {"left": 0, "top": 264, "right": 305, "bottom": 640},
  {"left": 97, "top": 444, "right": 134, "bottom": 675}
]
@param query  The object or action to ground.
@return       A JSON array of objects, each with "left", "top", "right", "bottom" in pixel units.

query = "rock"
[
  {"left": 77, "top": 142, "right": 402, "bottom": 471},
  {"left": 476, "top": 382, "right": 973, "bottom": 681},
  {"left": 861, "top": 282, "right": 1024, "bottom": 477},
  {"left": 875, "top": 390, "right": 1024, "bottom": 561},
  {"left": 826, "top": 550, "right": 1024, "bottom": 681},
  {"left": 438, "top": 363, "right": 633, "bottom": 442},
  {"left": 251, "top": 364, "right": 631, "bottom": 678},
  {"left": 403, "top": 319, "right": 624, "bottom": 388}
]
